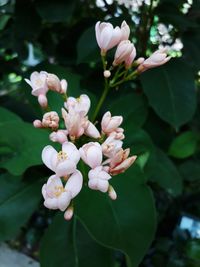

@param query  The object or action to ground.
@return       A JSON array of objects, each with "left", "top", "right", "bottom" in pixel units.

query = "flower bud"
[
  {"left": 85, "top": 122, "right": 101, "bottom": 139},
  {"left": 64, "top": 206, "right": 74, "bottom": 220},
  {"left": 125, "top": 45, "right": 136, "bottom": 68},
  {"left": 95, "top": 21, "right": 122, "bottom": 54},
  {"left": 42, "top": 111, "right": 59, "bottom": 129},
  {"left": 60, "top": 79, "right": 68, "bottom": 94},
  {"left": 88, "top": 166, "right": 111, "bottom": 193},
  {"left": 137, "top": 48, "right": 171, "bottom": 73},
  {"left": 79, "top": 142, "right": 102, "bottom": 168},
  {"left": 113, "top": 40, "right": 135, "bottom": 66},
  {"left": 38, "top": 94, "right": 48, "bottom": 108},
  {"left": 120, "top": 21, "right": 130, "bottom": 41},
  {"left": 47, "top": 73, "right": 62, "bottom": 93},
  {"left": 103, "top": 70, "right": 111, "bottom": 78},
  {"left": 108, "top": 185, "right": 117, "bottom": 200},
  {"left": 33, "top": 119, "right": 43, "bottom": 128},
  {"left": 49, "top": 130, "right": 68, "bottom": 144},
  {"left": 101, "top": 111, "right": 123, "bottom": 134}
]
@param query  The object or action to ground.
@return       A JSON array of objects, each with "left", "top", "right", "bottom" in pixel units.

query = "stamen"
[{"left": 57, "top": 151, "right": 68, "bottom": 161}]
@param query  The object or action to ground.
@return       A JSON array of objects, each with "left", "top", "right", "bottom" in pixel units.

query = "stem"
[
  {"left": 110, "top": 70, "right": 138, "bottom": 88},
  {"left": 92, "top": 78, "right": 109, "bottom": 122}
]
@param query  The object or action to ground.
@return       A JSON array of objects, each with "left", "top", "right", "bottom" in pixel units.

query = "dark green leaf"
[
  {"left": 0, "top": 121, "right": 49, "bottom": 175},
  {"left": 140, "top": 60, "right": 196, "bottom": 128},
  {"left": 0, "top": 173, "right": 42, "bottom": 241},
  {"left": 179, "top": 160, "right": 200, "bottom": 181},
  {"left": 76, "top": 165, "right": 156, "bottom": 267},
  {"left": 40, "top": 214, "right": 114, "bottom": 267}
]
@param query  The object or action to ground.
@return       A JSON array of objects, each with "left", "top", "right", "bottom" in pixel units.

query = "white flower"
[{"left": 88, "top": 166, "right": 111, "bottom": 192}]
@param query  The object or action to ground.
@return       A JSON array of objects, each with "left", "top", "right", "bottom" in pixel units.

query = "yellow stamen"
[{"left": 57, "top": 151, "right": 68, "bottom": 161}]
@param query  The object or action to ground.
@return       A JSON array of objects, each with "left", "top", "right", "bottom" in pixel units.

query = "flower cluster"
[
  {"left": 95, "top": 21, "right": 170, "bottom": 75},
  {"left": 25, "top": 72, "right": 137, "bottom": 220},
  {"left": 26, "top": 20, "right": 170, "bottom": 221}
]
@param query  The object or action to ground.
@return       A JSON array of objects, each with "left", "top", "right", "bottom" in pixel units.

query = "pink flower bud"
[
  {"left": 60, "top": 79, "right": 68, "bottom": 94},
  {"left": 33, "top": 119, "right": 43, "bottom": 128},
  {"left": 120, "top": 20, "right": 130, "bottom": 41},
  {"left": 38, "top": 94, "right": 48, "bottom": 108},
  {"left": 109, "top": 128, "right": 125, "bottom": 140},
  {"left": 88, "top": 166, "right": 111, "bottom": 193},
  {"left": 64, "top": 206, "right": 74, "bottom": 220},
  {"left": 103, "top": 70, "right": 111, "bottom": 78},
  {"left": 137, "top": 48, "right": 171, "bottom": 73},
  {"left": 42, "top": 111, "right": 59, "bottom": 129},
  {"left": 135, "top": 57, "right": 145, "bottom": 65},
  {"left": 113, "top": 40, "right": 135, "bottom": 66},
  {"left": 108, "top": 185, "right": 117, "bottom": 200},
  {"left": 95, "top": 21, "right": 122, "bottom": 54},
  {"left": 46, "top": 73, "right": 62, "bottom": 93},
  {"left": 101, "top": 111, "right": 123, "bottom": 134},
  {"left": 85, "top": 121, "right": 101, "bottom": 139},
  {"left": 125, "top": 45, "right": 136, "bottom": 68},
  {"left": 49, "top": 130, "right": 68, "bottom": 144},
  {"left": 79, "top": 142, "right": 102, "bottom": 169}
]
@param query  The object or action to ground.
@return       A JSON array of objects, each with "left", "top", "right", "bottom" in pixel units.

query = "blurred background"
[{"left": 0, "top": 0, "right": 200, "bottom": 266}]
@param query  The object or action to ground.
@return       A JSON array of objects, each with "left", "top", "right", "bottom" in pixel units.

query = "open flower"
[
  {"left": 102, "top": 136, "right": 123, "bottom": 158},
  {"left": 42, "top": 142, "right": 80, "bottom": 177},
  {"left": 25, "top": 71, "right": 48, "bottom": 108},
  {"left": 101, "top": 111, "right": 123, "bottom": 134},
  {"left": 65, "top": 94, "right": 91, "bottom": 116},
  {"left": 137, "top": 48, "right": 171, "bottom": 73},
  {"left": 88, "top": 166, "right": 111, "bottom": 192},
  {"left": 62, "top": 108, "right": 89, "bottom": 140},
  {"left": 79, "top": 142, "right": 102, "bottom": 168},
  {"left": 42, "top": 171, "right": 83, "bottom": 211}
]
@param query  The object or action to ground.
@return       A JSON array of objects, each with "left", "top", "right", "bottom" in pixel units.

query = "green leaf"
[
  {"left": 0, "top": 173, "right": 42, "bottom": 241},
  {"left": 0, "top": 121, "right": 49, "bottom": 175},
  {"left": 146, "top": 148, "right": 183, "bottom": 196},
  {"left": 40, "top": 214, "right": 114, "bottom": 267},
  {"left": 0, "top": 107, "right": 22, "bottom": 124},
  {"left": 75, "top": 165, "right": 156, "bottom": 267},
  {"left": 109, "top": 93, "right": 148, "bottom": 130},
  {"left": 169, "top": 131, "right": 199, "bottom": 159},
  {"left": 140, "top": 59, "right": 196, "bottom": 128},
  {"left": 35, "top": 0, "right": 75, "bottom": 23},
  {"left": 77, "top": 26, "right": 99, "bottom": 64},
  {"left": 179, "top": 160, "right": 200, "bottom": 181},
  {"left": 0, "top": 14, "right": 10, "bottom": 30}
]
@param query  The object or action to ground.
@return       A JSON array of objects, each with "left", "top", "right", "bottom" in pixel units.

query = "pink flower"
[
  {"left": 62, "top": 108, "right": 89, "bottom": 140},
  {"left": 125, "top": 45, "right": 136, "bottom": 68},
  {"left": 42, "top": 142, "right": 80, "bottom": 177},
  {"left": 101, "top": 111, "right": 123, "bottom": 134},
  {"left": 42, "top": 111, "right": 59, "bottom": 129},
  {"left": 109, "top": 128, "right": 125, "bottom": 140},
  {"left": 25, "top": 71, "right": 48, "bottom": 108},
  {"left": 137, "top": 48, "right": 171, "bottom": 73},
  {"left": 95, "top": 21, "right": 122, "bottom": 54},
  {"left": 120, "top": 21, "right": 130, "bottom": 41},
  {"left": 46, "top": 74, "right": 67, "bottom": 94},
  {"left": 102, "top": 136, "right": 123, "bottom": 158},
  {"left": 79, "top": 142, "right": 102, "bottom": 168},
  {"left": 113, "top": 40, "right": 135, "bottom": 66},
  {"left": 109, "top": 148, "right": 137, "bottom": 175},
  {"left": 64, "top": 94, "right": 91, "bottom": 116},
  {"left": 42, "top": 171, "right": 83, "bottom": 211},
  {"left": 85, "top": 121, "right": 101, "bottom": 139},
  {"left": 49, "top": 130, "right": 68, "bottom": 144},
  {"left": 88, "top": 166, "right": 111, "bottom": 192}
]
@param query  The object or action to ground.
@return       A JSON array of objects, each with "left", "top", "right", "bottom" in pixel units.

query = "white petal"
[
  {"left": 62, "top": 142, "right": 80, "bottom": 164},
  {"left": 56, "top": 160, "right": 76, "bottom": 177},
  {"left": 42, "top": 146, "right": 58, "bottom": 171},
  {"left": 44, "top": 198, "right": 58, "bottom": 210},
  {"left": 65, "top": 170, "right": 83, "bottom": 198},
  {"left": 57, "top": 191, "right": 71, "bottom": 211}
]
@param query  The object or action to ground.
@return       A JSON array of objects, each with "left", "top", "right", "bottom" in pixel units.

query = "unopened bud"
[
  {"left": 104, "top": 70, "right": 111, "bottom": 78},
  {"left": 38, "top": 94, "right": 48, "bottom": 108},
  {"left": 60, "top": 79, "right": 68, "bottom": 94},
  {"left": 64, "top": 206, "right": 74, "bottom": 220},
  {"left": 108, "top": 185, "right": 117, "bottom": 200},
  {"left": 136, "top": 57, "right": 145, "bottom": 65},
  {"left": 33, "top": 120, "right": 43, "bottom": 128}
]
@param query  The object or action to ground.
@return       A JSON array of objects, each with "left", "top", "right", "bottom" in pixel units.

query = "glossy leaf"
[
  {"left": 0, "top": 120, "right": 49, "bottom": 175},
  {"left": 140, "top": 60, "right": 196, "bottom": 128},
  {"left": 40, "top": 214, "right": 114, "bottom": 267},
  {"left": 75, "top": 165, "right": 156, "bottom": 267},
  {"left": 0, "top": 173, "right": 42, "bottom": 241},
  {"left": 146, "top": 148, "right": 183, "bottom": 196}
]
